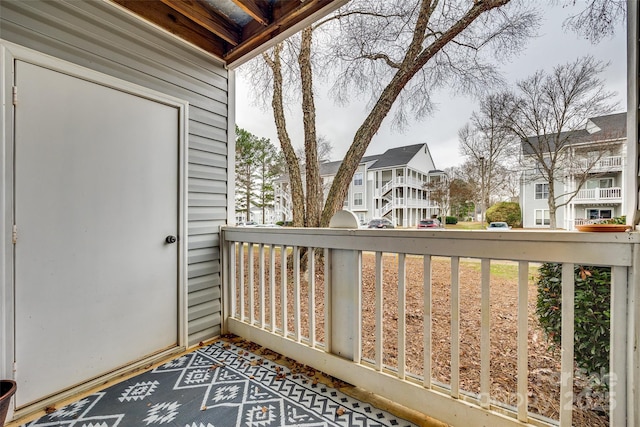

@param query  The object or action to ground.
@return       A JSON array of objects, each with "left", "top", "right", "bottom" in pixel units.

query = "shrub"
[
  {"left": 536, "top": 263, "right": 610, "bottom": 376},
  {"left": 437, "top": 216, "right": 458, "bottom": 224},
  {"left": 485, "top": 202, "right": 521, "bottom": 227}
]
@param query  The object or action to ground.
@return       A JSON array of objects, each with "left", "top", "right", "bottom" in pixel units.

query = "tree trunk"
[
  {"left": 299, "top": 27, "right": 321, "bottom": 228},
  {"left": 319, "top": 0, "right": 510, "bottom": 227},
  {"left": 245, "top": 164, "right": 251, "bottom": 221},
  {"left": 264, "top": 46, "right": 306, "bottom": 226},
  {"left": 548, "top": 182, "right": 558, "bottom": 229}
]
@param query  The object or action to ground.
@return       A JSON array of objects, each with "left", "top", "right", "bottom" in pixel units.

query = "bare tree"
[
  {"left": 424, "top": 173, "right": 450, "bottom": 220},
  {"left": 562, "top": 0, "right": 626, "bottom": 43},
  {"left": 498, "top": 56, "right": 617, "bottom": 228},
  {"left": 459, "top": 94, "right": 518, "bottom": 222},
  {"left": 261, "top": 44, "right": 306, "bottom": 227},
  {"left": 242, "top": 0, "right": 539, "bottom": 227},
  {"left": 319, "top": 0, "right": 539, "bottom": 225}
]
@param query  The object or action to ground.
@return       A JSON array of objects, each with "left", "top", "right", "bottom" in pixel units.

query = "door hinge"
[
  {"left": 12, "top": 224, "right": 17, "bottom": 244},
  {"left": 12, "top": 86, "right": 17, "bottom": 105}
]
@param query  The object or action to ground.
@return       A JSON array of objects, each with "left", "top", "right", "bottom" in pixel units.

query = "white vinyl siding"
[{"left": 1, "top": 0, "right": 227, "bottom": 346}]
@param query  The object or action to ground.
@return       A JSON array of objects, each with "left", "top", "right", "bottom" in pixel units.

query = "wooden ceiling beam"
[
  {"left": 112, "top": 0, "right": 227, "bottom": 56},
  {"left": 160, "top": 0, "right": 241, "bottom": 46},
  {"left": 231, "top": 0, "right": 270, "bottom": 27},
  {"left": 225, "top": 0, "right": 342, "bottom": 65}
]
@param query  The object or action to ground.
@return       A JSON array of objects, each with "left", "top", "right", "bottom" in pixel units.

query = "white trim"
[
  {"left": 0, "top": 39, "right": 188, "bottom": 412},
  {"left": 227, "top": 69, "right": 236, "bottom": 225}
]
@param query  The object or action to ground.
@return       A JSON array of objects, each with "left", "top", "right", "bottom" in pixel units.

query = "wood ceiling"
[{"left": 111, "top": 0, "right": 348, "bottom": 67}]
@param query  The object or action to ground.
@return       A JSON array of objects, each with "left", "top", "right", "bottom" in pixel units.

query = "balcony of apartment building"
[
  {"left": 220, "top": 222, "right": 639, "bottom": 427},
  {"left": 576, "top": 155, "right": 624, "bottom": 173},
  {"left": 572, "top": 177, "right": 623, "bottom": 204}
]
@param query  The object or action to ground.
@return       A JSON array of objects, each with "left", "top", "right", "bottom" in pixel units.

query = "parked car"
[
  {"left": 238, "top": 221, "right": 257, "bottom": 226},
  {"left": 417, "top": 219, "right": 441, "bottom": 229},
  {"left": 486, "top": 221, "right": 511, "bottom": 230},
  {"left": 367, "top": 218, "right": 395, "bottom": 229}
]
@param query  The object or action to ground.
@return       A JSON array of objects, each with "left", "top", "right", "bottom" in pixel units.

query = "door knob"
[{"left": 165, "top": 235, "right": 177, "bottom": 244}]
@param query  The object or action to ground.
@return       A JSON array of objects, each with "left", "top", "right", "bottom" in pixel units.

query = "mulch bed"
[{"left": 236, "top": 248, "right": 609, "bottom": 426}]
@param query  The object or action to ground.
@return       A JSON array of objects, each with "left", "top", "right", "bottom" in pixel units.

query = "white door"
[{"left": 14, "top": 60, "right": 180, "bottom": 407}]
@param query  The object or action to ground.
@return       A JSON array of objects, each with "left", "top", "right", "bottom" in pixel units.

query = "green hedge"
[
  {"left": 536, "top": 263, "right": 610, "bottom": 376},
  {"left": 437, "top": 216, "right": 458, "bottom": 224}
]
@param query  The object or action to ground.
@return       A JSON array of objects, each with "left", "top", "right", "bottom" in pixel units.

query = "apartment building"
[
  {"left": 274, "top": 143, "right": 447, "bottom": 227},
  {"left": 520, "top": 112, "right": 627, "bottom": 229}
]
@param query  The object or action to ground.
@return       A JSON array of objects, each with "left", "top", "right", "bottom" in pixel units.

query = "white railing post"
[
  {"left": 610, "top": 266, "right": 628, "bottom": 426},
  {"left": 629, "top": 244, "right": 640, "bottom": 427},
  {"left": 560, "top": 263, "right": 575, "bottom": 427},
  {"left": 328, "top": 211, "right": 362, "bottom": 361}
]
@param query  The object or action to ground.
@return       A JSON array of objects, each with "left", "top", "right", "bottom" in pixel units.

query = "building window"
[
  {"left": 586, "top": 178, "right": 613, "bottom": 189},
  {"left": 354, "top": 172, "right": 363, "bottom": 186},
  {"left": 534, "top": 209, "right": 550, "bottom": 226},
  {"left": 587, "top": 208, "right": 612, "bottom": 219},
  {"left": 535, "top": 183, "right": 549, "bottom": 200},
  {"left": 354, "top": 192, "right": 363, "bottom": 206}
]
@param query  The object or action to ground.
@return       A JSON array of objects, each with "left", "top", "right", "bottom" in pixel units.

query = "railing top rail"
[{"left": 221, "top": 227, "right": 639, "bottom": 267}]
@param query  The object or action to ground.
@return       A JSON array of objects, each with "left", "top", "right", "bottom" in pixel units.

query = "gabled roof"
[
  {"left": 276, "top": 143, "right": 435, "bottom": 182},
  {"left": 367, "top": 143, "right": 427, "bottom": 170},
  {"left": 111, "top": 0, "right": 348, "bottom": 67},
  {"left": 523, "top": 112, "right": 626, "bottom": 155}
]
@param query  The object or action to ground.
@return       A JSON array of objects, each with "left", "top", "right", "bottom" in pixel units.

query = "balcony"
[
  {"left": 375, "top": 177, "right": 429, "bottom": 197},
  {"left": 573, "top": 187, "right": 622, "bottom": 203},
  {"left": 221, "top": 226, "right": 639, "bottom": 427},
  {"left": 576, "top": 155, "right": 623, "bottom": 172}
]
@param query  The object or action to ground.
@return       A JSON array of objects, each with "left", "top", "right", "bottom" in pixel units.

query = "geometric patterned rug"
[{"left": 21, "top": 340, "right": 417, "bottom": 427}]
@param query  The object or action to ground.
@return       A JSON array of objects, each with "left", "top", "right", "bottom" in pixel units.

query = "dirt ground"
[{"left": 236, "top": 248, "right": 609, "bottom": 426}]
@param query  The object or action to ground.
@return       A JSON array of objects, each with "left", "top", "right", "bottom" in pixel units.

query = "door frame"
[{"left": 0, "top": 40, "right": 189, "bottom": 415}]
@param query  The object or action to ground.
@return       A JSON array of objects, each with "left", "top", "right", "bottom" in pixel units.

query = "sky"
[{"left": 234, "top": 2, "right": 627, "bottom": 170}]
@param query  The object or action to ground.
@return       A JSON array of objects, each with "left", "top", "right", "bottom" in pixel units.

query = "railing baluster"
[
  {"left": 324, "top": 248, "right": 331, "bottom": 352},
  {"left": 423, "top": 255, "right": 432, "bottom": 388},
  {"left": 258, "top": 244, "right": 265, "bottom": 328},
  {"left": 229, "top": 241, "right": 236, "bottom": 319},
  {"left": 451, "top": 256, "right": 460, "bottom": 399},
  {"left": 293, "top": 246, "right": 301, "bottom": 342},
  {"left": 559, "top": 263, "right": 575, "bottom": 427},
  {"left": 354, "top": 250, "right": 362, "bottom": 364},
  {"left": 248, "top": 243, "right": 255, "bottom": 326},
  {"left": 269, "top": 245, "right": 276, "bottom": 332},
  {"left": 281, "top": 245, "right": 288, "bottom": 338},
  {"left": 610, "top": 265, "right": 627, "bottom": 427},
  {"left": 239, "top": 242, "right": 245, "bottom": 322},
  {"left": 308, "top": 247, "right": 316, "bottom": 348},
  {"left": 480, "top": 259, "right": 490, "bottom": 408},
  {"left": 517, "top": 261, "right": 529, "bottom": 422},
  {"left": 398, "top": 253, "right": 406, "bottom": 380},
  {"left": 375, "top": 251, "right": 383, "bottom": 371}
]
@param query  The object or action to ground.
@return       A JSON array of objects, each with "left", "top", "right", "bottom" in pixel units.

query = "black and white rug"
[{"left": 23, "top": 341, "right": 417, "bottom": 427}]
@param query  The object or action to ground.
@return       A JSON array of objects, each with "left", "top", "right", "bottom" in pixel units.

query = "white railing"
[
  {"left": 577, "top": 155, "right": 623, "bottom": 171},
  {"left": 406, "top": 198, "right": 437, "bottom": 208},
  {"left": 574, "top": 187, "right": 622, "bottom": 202},
  {"left": 221, "top": 226, "right": 639, "bottom": 427},
  {"left": 377, "top": 180, "right": 393, "bottom": 197},
  {"left": 380, "top": 201, "right": 392, "bottom": 216}
]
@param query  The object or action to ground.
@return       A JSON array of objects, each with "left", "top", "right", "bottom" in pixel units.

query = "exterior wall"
[
  {"left": 521, "top": 143, "right": 626, "bottom": 229},
  {"left": 521, "top": 177, "right": 566, "bottom": 228},
  {"left": 1, "top": 0, "right": 227, "bottom": 346},
  {"left": 407, "top": 145, "right": 436, "bottom": 171}
]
